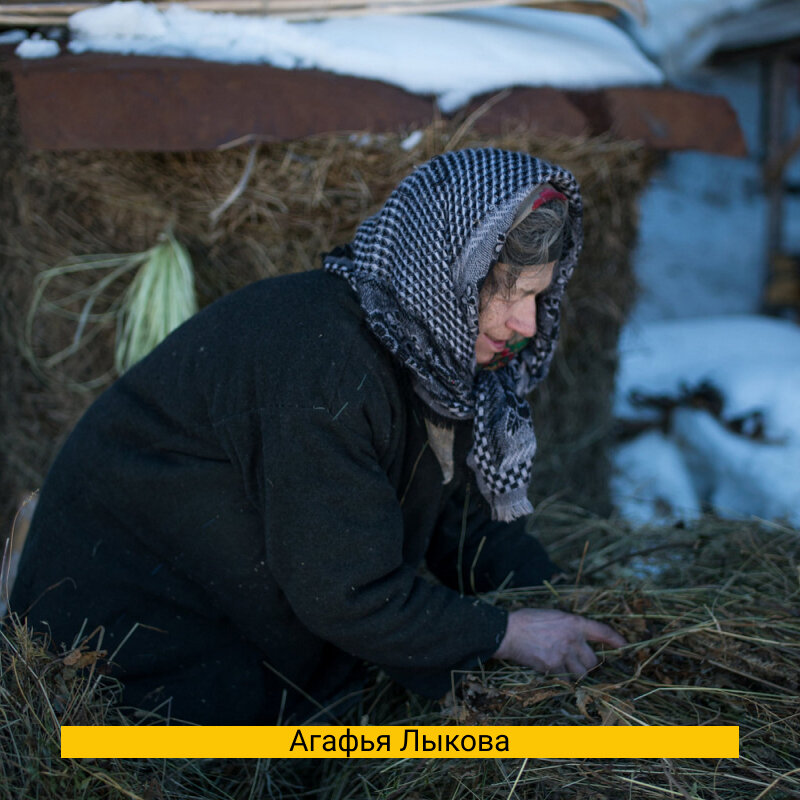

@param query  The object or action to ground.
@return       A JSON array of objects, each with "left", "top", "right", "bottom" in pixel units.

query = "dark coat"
[{"left": 11, "top": 270, "right": 555, "bottom": 724}]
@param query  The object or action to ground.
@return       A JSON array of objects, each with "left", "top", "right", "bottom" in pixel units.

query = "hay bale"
[{"left": 0, "top": 73, "right": 653, "bottom": 530}]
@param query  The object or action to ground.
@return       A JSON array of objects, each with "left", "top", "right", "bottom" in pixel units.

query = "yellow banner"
[{"left": 61, "top": 724, "right": 739, "bottom": 759}]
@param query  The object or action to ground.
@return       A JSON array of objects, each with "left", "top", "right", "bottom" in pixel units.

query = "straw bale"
[{"left": 0, "top": 73, "right": 653, "bottom": 534}]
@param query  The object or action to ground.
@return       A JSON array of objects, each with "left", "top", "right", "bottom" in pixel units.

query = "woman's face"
[{"left": 475, "top": 261, "right": 555, "bottom": 366}]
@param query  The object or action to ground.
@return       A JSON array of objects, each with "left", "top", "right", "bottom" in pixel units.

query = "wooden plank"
[{"left": 0, "top": 0, "right": 645, "bottom": 24}]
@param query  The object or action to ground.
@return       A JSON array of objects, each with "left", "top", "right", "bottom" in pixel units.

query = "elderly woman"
[{"left": 11, "top": 148, "right": 624, "bottom": 724}]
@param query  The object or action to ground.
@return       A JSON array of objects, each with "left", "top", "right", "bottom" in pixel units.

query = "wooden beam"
[{"left": 0, "top": 0, "right": 645, "bottom": 25}]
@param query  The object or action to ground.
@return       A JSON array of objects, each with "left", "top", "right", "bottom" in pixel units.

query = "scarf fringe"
[{"left": 490, "top": 493, "right": 534, "bottom": 523}]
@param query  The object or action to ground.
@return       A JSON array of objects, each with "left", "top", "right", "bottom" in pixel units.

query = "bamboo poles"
[{"left": 0, "top": 0, "right": 646, "bottom": 27}]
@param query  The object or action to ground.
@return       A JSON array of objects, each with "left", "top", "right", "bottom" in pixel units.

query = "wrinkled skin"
[
  {"left": 475, "top": 262, "right": 555, "bottom": 365},
  {"left": 494, "top": 608, "right": 627, "bottom": 676}
]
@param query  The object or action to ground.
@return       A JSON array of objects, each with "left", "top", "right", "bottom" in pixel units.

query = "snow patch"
[
  {"left": 400, "top": 131, "right": 423, "bottom": 152},
  {"left": 15, "top": 35, "right": 60, "bottom": 60},
  {"left": 627, "top": 0, "right": 766, "bottom": 76},
  {"left": 0, "top": 29, "right": 27, "bottom": 45},
  {"left": 613, "top": 316, "right": 800, "bottom": 527},
  {"left": 611, "top": 431, "right": 702, "bottom": 526},
  {"left": 673, "top": 408, "right": 800, "bottom": 526}
]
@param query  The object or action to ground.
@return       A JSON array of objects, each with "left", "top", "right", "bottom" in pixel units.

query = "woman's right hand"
[{"left": 493, "top": 608, "right": 626, "bottom": 676}]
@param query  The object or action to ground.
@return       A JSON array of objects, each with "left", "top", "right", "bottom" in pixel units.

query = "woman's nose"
[{"left": 508, "top": 296, "right": 537, "bottom": 338}]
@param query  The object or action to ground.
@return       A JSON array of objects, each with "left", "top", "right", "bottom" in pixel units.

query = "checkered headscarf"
[{"left": 324, "top": 149, "right": 583, "bottom": 521}]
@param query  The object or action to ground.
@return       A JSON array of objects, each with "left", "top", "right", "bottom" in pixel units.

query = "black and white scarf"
[{"left": 324, "top": 148, "right": 583, "bottom": 521}]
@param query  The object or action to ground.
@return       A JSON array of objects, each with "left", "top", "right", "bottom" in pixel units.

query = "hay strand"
[{"left": 23, "top": 231, "right": 198, "bottom": 388}]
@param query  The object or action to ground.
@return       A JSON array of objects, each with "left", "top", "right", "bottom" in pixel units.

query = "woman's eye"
[{"left": 510, "top": 293, "right": 533, "bottom": 303}]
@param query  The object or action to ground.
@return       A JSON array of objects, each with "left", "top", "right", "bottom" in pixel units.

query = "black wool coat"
[{"left": 11, "top": 270, "right": 555, "bottom": 724}]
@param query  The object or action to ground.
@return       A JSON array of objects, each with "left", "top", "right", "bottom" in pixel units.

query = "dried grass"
[
  {"left": 2, "top": 511, "right": 798, "bottom": 799},
  {"left": 315, "top": 511, "right": 800, "bottom": 800},
  {"left": 0, "top": 614, "right": 311, "bottom": 800}
]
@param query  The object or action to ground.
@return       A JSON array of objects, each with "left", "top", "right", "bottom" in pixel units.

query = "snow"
[
  {"left": 613, "top": 315, "right": 800, "bottom": 528},
  {"left": 672, "top": 408, "right": 800, "bottom": 526},
  {"left": 616, "top": 316, "right": 800, "bottom": 433},
  {"left": 15, "top": 35, "right": 60, "bottom": 60},
  {"left": 611, "top": 431, "right": 703, "bottom": 526},
  {"left": 400, "top": 130, "right": 424, "bottom": 152},
  {"left": 66, "top": 2, "right": 662, "bottom": 112},
  {"left": 628, "top": 153, "right": 767, "bottom": 322},
  {"left": 0, "top": 30, "right": 27, "bottom": 45}
]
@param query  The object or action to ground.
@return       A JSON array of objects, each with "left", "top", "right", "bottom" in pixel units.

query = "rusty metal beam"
[
  {"left": 584, "top": 88, "right": 747, "bottom": 156},
  {"left": 4, "top": 49, "right": 437, "bottom": 150},
  {"left": 467, "top": 87, "right": 590, "bottom": 139},
  {"left": 2, "top": 46, "right": 746, "bottom": 155}
]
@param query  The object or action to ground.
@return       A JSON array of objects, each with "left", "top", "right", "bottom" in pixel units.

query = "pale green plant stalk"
[
  {"left": 26, "top": 232, "right": 198, "bottom": 389},
  {"left": 114, "top": 232, "right": 197, "bottom": 374}
]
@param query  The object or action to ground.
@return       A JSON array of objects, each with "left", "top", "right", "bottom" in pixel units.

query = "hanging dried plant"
[
  {"left": 25, "top": 230, "right": 197, "bottom": 389},
  {"left": 114, "top": 231, "right": 197, "bottom": 374}
]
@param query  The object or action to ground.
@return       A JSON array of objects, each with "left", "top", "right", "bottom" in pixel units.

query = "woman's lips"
[{"left": 483, "top": 335, "right": 507, "bottom": 352}]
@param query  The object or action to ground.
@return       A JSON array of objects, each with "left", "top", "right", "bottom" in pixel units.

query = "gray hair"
[{"left": 480, "top": 198, "right": 570, "bottom": 301}]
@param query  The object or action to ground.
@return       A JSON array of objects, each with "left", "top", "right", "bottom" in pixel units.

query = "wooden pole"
[{"left": 763, "top": 53, "right": 788, "bottom": 260}]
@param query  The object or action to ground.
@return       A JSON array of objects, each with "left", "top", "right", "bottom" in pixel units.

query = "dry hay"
[
  {"left": 1, "top": 511, "right": 798, "bottom": 799},
  {"left": 0, "top": 71, "right": 653, "bottom": 531},
  {"left": 318, "top": 512, "right": 800, "bottom": 800},
  {"left": 0, "top": 615, "right": 309, "bottom": 799}
]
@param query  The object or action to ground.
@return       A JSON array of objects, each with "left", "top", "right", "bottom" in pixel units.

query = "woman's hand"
[{"left": 493, "top": 608, "right": 626, "bottom": 676}]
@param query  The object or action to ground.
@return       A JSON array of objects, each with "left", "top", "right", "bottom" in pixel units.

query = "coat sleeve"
[
  {"left": 251, "top": 399, "right": 508, "bottom": 693},
  {"left": 426, "top": 481, "right": 558, "bottom": 594}
]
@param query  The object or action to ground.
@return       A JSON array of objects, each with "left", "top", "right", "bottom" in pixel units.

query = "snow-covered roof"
[
  {"left": 15, "top": 2, "right": 663, "bottom": 112},
  {"left": 11, "top": 0, "right": 800, "bottom": 98}
]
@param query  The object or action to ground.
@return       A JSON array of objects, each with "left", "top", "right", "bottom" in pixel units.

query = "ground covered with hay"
[{"left": 2, "top": 509, "right": 798, "bottom": 800}]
